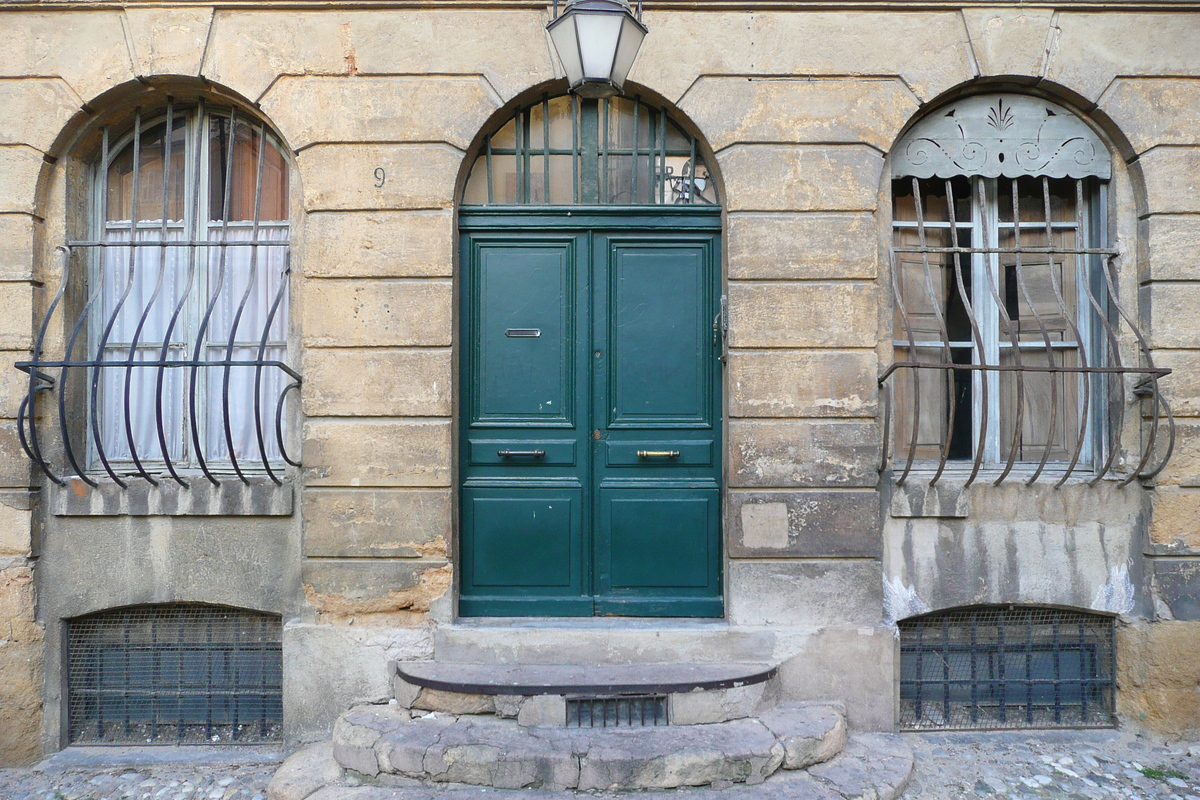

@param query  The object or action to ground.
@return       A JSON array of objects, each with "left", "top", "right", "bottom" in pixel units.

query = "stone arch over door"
[{"left": 455, "top": 89, "right": 725, "bottom": 617}]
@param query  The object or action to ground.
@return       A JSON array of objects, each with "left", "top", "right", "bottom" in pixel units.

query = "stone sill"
[
  {"left": 50, "top": 475, "right": 294, "bottom": 516},
  {"left": 889, "top": 469, "right": 1144, "bottom": 519}
]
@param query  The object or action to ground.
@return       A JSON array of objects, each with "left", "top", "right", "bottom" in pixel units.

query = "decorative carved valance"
[{"left": 892, "top": 94, "right": 1110, "bottom": 180}]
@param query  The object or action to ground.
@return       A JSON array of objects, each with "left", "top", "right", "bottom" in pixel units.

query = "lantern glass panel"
[
  {"left": 548, "top": 15, "right": 584, "bottom": 85},
  {"left": 611, "top": 14, "right": 646, "bottom": 88},
  {"left": 574, "top": 13, "right": 623, "bottom": 79}
]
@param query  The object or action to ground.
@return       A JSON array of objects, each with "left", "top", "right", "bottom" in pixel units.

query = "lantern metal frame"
[{"left": 548, "top": 0, "right": 648, "bottom": 99}]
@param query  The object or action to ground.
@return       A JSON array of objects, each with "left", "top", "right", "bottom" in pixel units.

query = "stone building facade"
[{"left": 0, "top": 0, "right": 1199, "bottom": 767}]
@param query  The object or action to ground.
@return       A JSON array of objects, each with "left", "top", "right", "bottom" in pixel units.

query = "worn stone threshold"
[{"left": 397, "top": 662, "right": 776, "bottom": 695}]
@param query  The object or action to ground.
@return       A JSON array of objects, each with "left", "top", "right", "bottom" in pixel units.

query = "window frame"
[
  {"left": 889, "top": 174, "right": 1110, "bottom": 474},
  {"left": 79, "top": 102, "right": 292, "bottom": 484}
]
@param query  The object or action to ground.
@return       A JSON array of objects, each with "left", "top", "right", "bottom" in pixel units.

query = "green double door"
[{"left": 459, "top": 210, "right": 723, "bottom": 617}]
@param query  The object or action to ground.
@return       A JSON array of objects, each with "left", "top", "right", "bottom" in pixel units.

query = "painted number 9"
[{"left": 373, "top": 167, "right": 386, "bottom": 188}]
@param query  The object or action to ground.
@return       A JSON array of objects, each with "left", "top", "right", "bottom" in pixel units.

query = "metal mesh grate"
[
  {"left": 899, "top": 605, "right": 1115, "bottom": 731},
  {"left": 67, "top": 604, "right": 282, "bottom": 744},
  {"left": 566, "top": 695, "right": 668, "bottom": 727}
]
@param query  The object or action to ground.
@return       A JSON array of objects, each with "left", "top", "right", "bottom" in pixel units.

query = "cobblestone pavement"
[
  {"left": 905, "top": 731, "right": 1200, "bottom": 799},
  {"left": 1, "top": 732, "right": 1198, "bottom": 799}
]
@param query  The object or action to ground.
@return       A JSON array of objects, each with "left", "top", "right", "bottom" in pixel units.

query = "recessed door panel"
[
  {"left": 471, "top": 241, "right": 576, "bottom": 425},
  {"left": 598, "top": 488, "right": 719, "bottom": 591},
  {"left": 462, "top": 487, "right": 582, "bottom": 590},
  {"left": 608, "top": 243, "right": 711, "bottom": 427}
]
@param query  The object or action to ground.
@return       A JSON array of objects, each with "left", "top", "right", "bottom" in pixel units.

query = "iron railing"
[
  {"left": 15, "top": 100, "right": 300, "bottom": 488},
  {"left": 67, "top": 604, "right": 283, "bottom": 745},
  {"left": 899, "top": 606, "right": 1115, "bottom": 730},
  {"left": 883, "top": 175, "right": 1174, "bottom": 487}
]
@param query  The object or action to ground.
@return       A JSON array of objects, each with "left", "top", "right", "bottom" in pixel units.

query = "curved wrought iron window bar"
[
  {"left": 882, "top": 95, "right": 1174, "bottom": 488},
  {"left": 16, "top": 99, "right": 301, "bottom": 489},
  {"left": 462, "top": 92, "right": 717, "bottom": 206}
]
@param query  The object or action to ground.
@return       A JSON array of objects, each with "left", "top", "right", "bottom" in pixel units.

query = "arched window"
[
  {"left": 885, "top": 94, "right": 1172, "bottom": 486},
  {"left": 462, "top": 93, "right": 717, "bottom": 206},
  {"left": 19, "top": 99, "right": 299, "bottom": 487}
]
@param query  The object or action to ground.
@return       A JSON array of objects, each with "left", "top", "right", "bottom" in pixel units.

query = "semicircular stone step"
[{"left": 332, "top": 701, "right": 851, "bottom": 792}]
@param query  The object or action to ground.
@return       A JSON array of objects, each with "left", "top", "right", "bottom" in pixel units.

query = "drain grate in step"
[{"left": 566, "top": 694, "right": 668, "bottom": 727}]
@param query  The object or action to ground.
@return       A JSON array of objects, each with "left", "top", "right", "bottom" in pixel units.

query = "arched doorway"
[{"left": 458, "top": 92, "right": 723, "bottom": 617}]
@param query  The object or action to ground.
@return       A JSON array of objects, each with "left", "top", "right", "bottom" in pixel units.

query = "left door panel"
[{"left": 460, "top": 235, "right": 592, "bottom": 616}]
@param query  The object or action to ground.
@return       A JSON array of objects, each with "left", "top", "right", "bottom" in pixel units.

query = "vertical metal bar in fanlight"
[
  {"left": 658, "top": 110, "right": 666, "bottom": 204},
  {"left": 601, "top": 98, "right": 610, "bottom": 203},
  {"left": 571, "top": 94, "right": 580, "bottom": 204},
  {"left": 91, "top": 112, "right": 149, "bottom": 488},
  {"left": 191, "top": 109, "right": 239, "bottom": 486},
  {"left": 520, "top": 107, "right": 530, "bottom": 205},
  {"left": 125, "top": 102, "right": 182, "bottom": 486},
  {"left": 976, "top": 178, "right": 1024, "bottom": 485},
  {"left": 1075, "top": 179, "right": 1122, "bottom": 484},
  {"left": 21, "top": 245, "right": 71, "bottom": 485},
  {"left": 914, "top": 178, "right": 955, "bottom": 486},
  {"left": 514, "top": 110, "right": 524, "bottom": 204},
  {"left": 688, "top": 136, "right": 696, "bottom": 204},
  {"left": 1016, "top": 179, "right": 1061, "bottom": 486},
  {"left": 1041, "top": 178, "right": 1090, "bottom": 488},
  {"left": 222, "top": 121, "right": 269, "bottom": 485},
  {"left": 542, "top": 95, "right": 550, "bottom": 203},
  {"left": 485, "top": 134, "right": 494, "bottom": 204},
  {"left": 631, "top": 97, "right": 639, "bottom": 202}
]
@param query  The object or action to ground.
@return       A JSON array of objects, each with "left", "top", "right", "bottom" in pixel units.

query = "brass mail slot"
[
  {"left": 637, "top": 450, "right": 681, "bottom": 458},
  {"left": 505, "top": 328, "right": 541, "bottom": 338}
]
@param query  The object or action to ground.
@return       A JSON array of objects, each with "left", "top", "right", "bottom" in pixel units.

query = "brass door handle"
[
  {"left": 498, "top": 449, "right": 546, "bottom": 458},
  {"left": 637, "top": 450, "right": 680, "bottom": 458}
]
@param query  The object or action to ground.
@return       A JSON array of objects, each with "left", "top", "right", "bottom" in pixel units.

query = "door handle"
[
  {"left": 497, "top": 449, "right": 546, "bottom": 458},
  {"left": 637, "top": 450, "right": 681, "bottom": 458}
]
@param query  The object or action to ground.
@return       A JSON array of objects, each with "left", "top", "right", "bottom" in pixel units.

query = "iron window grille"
[
  {"left": 16, "top": 99, "right": 300, "bottom": 488},
  {"left": 462, "top": 93, "right": 717, "bottom": 206},
  {"left": 566, "top": 695, "right": 668, "bottom": 727},
  {"left": 67, "top": 604, "right": 283, "bottom": 745},
  {"left": 898, "top": 605, "right": 1116, "bottom": 731},
  {"left": 882, "top": 94, "right": 1173, "bottom": 487}
]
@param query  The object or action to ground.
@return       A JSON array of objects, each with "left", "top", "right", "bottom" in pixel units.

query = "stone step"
[
  {"left": 392, "top": 661, "right": 780, "bottom": 726},
  {"left": 327, "top": 701, "right": 848, "bottom": 792},
  {"left": 433, "top": 621, "right": 776, "bottom": 665},
  {"left": 269, "top": 729, "right": 911, "bottom": 800}
]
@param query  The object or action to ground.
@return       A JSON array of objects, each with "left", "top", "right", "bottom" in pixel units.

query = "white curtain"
[{"left": 98, "top": 224, "right": 288, "bottom": 470}]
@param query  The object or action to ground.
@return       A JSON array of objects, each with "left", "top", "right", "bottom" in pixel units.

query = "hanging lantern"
[{"left": 547, "top": 0, "right": 648, "bottom": 98}]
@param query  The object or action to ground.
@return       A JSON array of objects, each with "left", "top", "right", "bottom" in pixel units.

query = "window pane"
[
  {"left": 209, "top": 118, "right": 288, "bottom": 222},
  {"left": 106, "top": 119, "right": 186, "bottom": 223}
]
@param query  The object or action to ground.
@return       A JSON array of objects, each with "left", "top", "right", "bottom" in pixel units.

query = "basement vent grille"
[
  {"left": 67, "top": 604, "right": 283, "bottom": 745},
  {"left": 566, "top": 695, "right": 668, "bottom": 727},
  {"left": 899, "top": 605, "right": 1115, "bottom": 730}
]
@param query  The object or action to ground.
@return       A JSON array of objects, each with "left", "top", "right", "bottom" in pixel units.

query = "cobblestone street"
[{"left": 2, "top": 732, "right": 1198, "bottom": 800}]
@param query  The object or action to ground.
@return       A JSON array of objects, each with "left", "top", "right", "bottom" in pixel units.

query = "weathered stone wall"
[{"left": 0, "top": 0, "right": 1198, "bottom": 762}]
